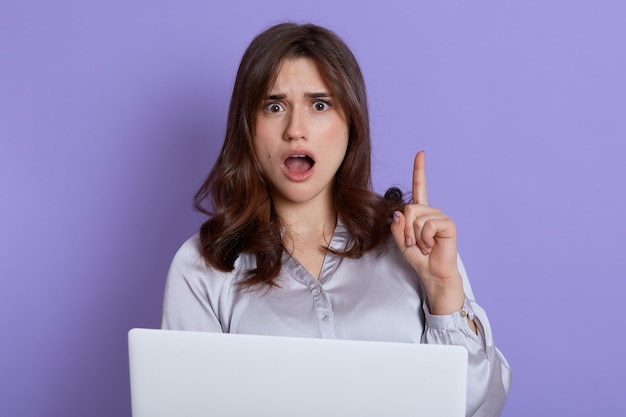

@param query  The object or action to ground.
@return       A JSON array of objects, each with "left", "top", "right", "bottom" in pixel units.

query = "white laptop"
[{"left": 128, "top": 328, "right": 467, "bottom": 417}]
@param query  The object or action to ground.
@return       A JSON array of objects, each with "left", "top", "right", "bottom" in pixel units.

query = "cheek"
[
  {"left": 253, "top": 122, "right": 278, "bottom": 151},
  {"left": 255, "top": 143, "right": 273, "bottom": 161},
  {"left": 252, "top": 142, "right": 276, "bottom": 178},
  {"left": 341, "top": 126, "right": 350, "bottom": 150}
]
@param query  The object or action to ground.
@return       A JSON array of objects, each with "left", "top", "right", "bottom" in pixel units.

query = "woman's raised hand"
[{"left": 390, "top": 151, "right": 465, "bottom": 315}]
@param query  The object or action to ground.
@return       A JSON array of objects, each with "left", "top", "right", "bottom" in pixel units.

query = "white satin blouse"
[{"left": 161, "top": 221, "right": 511, "bottom": 417}]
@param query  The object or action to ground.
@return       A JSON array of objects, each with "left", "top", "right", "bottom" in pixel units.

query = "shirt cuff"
[{"left": 423, "top": 296, "right": 475, "bottom": 331}]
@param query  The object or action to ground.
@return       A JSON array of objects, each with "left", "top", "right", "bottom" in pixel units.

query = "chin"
[{"left": 273, "top": 186, "right": 330, "bottom": 206}]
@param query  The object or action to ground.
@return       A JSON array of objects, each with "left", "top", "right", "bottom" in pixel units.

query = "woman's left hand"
[{"left": 390, "top": 151, "right": 466, "bottom": 315}]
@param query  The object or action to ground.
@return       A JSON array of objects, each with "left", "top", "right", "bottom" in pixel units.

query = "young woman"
[{"left": 161, "top": 22, "right": 511, "bottom": 416}]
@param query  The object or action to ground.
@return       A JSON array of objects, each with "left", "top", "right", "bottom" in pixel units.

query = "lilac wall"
[{"left": 1, "top": 1, "right": 624, "bottom": 416}]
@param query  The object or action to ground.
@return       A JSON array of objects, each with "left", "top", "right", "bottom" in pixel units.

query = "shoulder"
[
  {"left": 167, "top": 233, "right": 253, "bottom": 285},
  {"left": 373, "top": 235, "right": 412, "bottom": 264},
  {"left": 350, "top": 235, "right": 419, "bottom": 277},
  {"left": 171, "top": 233, "right": 203, "bottom": 265}
]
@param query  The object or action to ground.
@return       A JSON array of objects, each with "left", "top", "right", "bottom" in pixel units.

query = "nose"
[{"left": 283, "top": 107, "right": 308, "bottom": 141}]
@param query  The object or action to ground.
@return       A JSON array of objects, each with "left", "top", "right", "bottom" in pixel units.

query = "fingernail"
[
  {"left": 393, "top": 212, "right": 400, "bottom": 223},
  {"left": 406, "top": 237, "right": 413, "bottom": 247},
  {"left": 425, "top": 243, "right": 431, "bottom": 249},
  {"left": 421, "top": 249, "right": 429, "bottom": 256}
]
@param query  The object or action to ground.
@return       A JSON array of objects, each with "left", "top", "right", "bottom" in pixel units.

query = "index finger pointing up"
[{"left": 412, "top": 151, "right": 428, "bottom": 205}]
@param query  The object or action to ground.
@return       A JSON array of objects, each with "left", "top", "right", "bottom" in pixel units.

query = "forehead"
[{"left": 269, "top": 57, "right": 332, "bottom": 93}]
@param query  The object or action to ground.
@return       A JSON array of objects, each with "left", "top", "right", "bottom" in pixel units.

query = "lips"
[{"left": 281, "top": 150, "right": 315, "bottom": 181}]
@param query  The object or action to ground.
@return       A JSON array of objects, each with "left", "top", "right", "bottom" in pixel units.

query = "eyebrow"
[
  {"left": 305, "top": 92, "right": 333, "bottom": 99},
  {"left": 264, "top": 92, "right": 333, "bottom": 100}
]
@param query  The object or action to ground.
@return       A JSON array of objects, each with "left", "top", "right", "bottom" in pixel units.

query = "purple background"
[{"left": 1, "top": 1, "right": 625, "bottom": 416}]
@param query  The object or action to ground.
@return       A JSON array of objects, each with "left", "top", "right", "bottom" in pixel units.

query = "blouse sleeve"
[
  {"left": 421, "top": 254, "right": 512, "bottom": 417},
  {"left": 160, "top": 235, "right": 224, "bottom": 333}
]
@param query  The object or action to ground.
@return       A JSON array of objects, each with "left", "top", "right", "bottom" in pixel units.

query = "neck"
[{"left": 273, "top": 195, "right": 337, "bottom": 251}]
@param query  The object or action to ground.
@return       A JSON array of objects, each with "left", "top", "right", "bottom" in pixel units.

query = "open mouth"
[{"left": 283, "top": 154, "right": 315, "bottom": 173}]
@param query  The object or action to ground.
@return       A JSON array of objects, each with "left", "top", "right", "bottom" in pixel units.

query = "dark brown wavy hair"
[{"left": 194, "top": 22, "right": 404, "bottom": 287}]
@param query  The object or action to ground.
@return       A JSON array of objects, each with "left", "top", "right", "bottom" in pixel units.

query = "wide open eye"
[
  {"left": 312, "top": 100, "right": 330, "bottom": 112},
  {"left": 264, "top": 103, "right": 285, "bottom": 113}
]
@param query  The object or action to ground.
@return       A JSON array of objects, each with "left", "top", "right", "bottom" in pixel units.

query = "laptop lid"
[{"left": 128, "top": 328, "right": 467, "bottom": 417}]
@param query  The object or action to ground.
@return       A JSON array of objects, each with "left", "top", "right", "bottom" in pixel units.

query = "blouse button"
[{"left": 460, "top": 310, "right": 468, "bottom": 318}]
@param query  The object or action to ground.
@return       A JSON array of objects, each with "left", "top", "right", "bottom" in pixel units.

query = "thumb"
[{"left": 390, "top": 211, "right": 407, "bottom": 251}]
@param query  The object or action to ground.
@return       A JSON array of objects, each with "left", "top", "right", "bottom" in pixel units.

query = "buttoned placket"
[
  {"left": 282, "top": 219, "right": 349, "bottom": 339},
  {"left": 308, "top": 281, "right": 337, "bottom": 338}
]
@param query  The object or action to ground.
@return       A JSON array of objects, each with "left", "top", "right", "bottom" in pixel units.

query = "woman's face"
[{"left": 253, "top": 57, "right": 349, "bottom": 207}]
